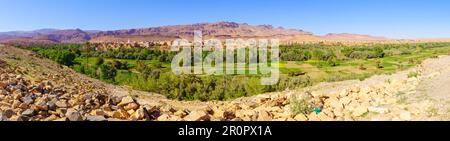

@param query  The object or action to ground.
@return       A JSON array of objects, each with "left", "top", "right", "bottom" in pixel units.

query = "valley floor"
[{"left": 1, "top": 44, "right": 449, "bottom": 121}]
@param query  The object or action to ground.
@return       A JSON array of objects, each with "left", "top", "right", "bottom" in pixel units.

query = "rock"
[
  {"left": 339, "top": 89, "right": 350, "bottom": 97},
  {"left": 2, "top": 109, "right": 15, "bottom": 118},
  {"left": 127, "top": 109, "right": 135, "bottom": 115},
  {"left": 350, "top": 85, "right": 360, "bottom": 93},
  {"left": 129, "top": 108, "right": 147, "bottom": 120},
  {"left": 257, "top": 110, "right": 272, "bottom": 121},
  {"left": 321, "top": 108, "right": 335, "bottom": 118},
  {"left": 86, "top": 115, "right": 107, "bottom": 121},
  {"left": 160, "top": 105, "right": 176, "bottom": 113},
  {"left": 54, "top": 117, "right": 68, "bottom": 121},
  {"left": 118, "top": 96, "right": 134, "bottom": 106},
  {"left": 0, "top": 112, "right": 9, "bottom": 121},
  {"left": 174, "top": 110, "right": 187, "bottom": 117},
  {"left": 0, "top": 82, "right": 7, "bottom": 89},
  {"left": 110, "top": 109, "right": 129, "bottom": 119},
  {"left": 10, "top": 115, "right": 29, "bottom": 121},
  {"left": 56, "top": 108, "right": 67, "bottom": 117},
  {"left": 294, "top": 114, "right": 308, "bottom": 121},
  {"left": 21, "top": 109, "right": 35, "bottom": 116},
  {"left": 317, "top": 112, "right": 333, "bottom": 121},
  {"left": 368, "top": 106, "right": 389, "bottom": 114},
  {"left": 223, "top": 111, "right": 236, "bottom": 119},
  {"left": 351, "top": 106, "right": 368, "bottom": 117},
  {"left": 0, "top": 89, "right": 7, "bottom": 95},
  {"left": 21, "top": 96, "right": 34, "bottom": 105},
  {"left": 370, "top": 115, "right": 393, "bottom": 121},
  {"left": 35, "top": 100, "right": 49, "bottom": 111},
  {"left": 156, "top": 114, "right": 171, "bottom": 121},
  {"left": 399, "top": 111, "right": 412, "bottom": 121},
  {"left": 18, "top": 103, "right": 28, "bottom": 109},
  {"left": 44, "top": 114, "right": 59, "bottom": 121},
  {"left": 0, "top": 59, "right": 7, "bottom": 67},
  {"left": 235, "top": 110, "right": 258, "bottom": 121},
  {"left": 123, "top": 102, "right": 139, "bottom": 111},
  {"left": 55, "top": 100, "right": 68, "bottom": 108},
  {"left": 307, "top": 113, "right": 320, "bottom": 121},
  {"left": 157, "top": 114, "right": 182, "bottom": 121},
  {"left": 90, "top": 109, "right": 106, "bottom": 116},
  {"left": 332, "top": 107, "right": 344, "bottom": 117},
  {"left": 184, "top": 110, "right": 210, "bottom": 121},
  {"left": 65, "top": 109, "right": 83, "bottom": 121},
  {"left": 326, "top": 97, "right": 343, "bottom": 109},
  {"left": 46, "top": 100, "right": 57, "bottom": 110},
  {"left": 256, "top": 95, "right": 271, "bottom": 103},
  {"left": 339, "top": 97, "right": 352, "bottom": 106}
]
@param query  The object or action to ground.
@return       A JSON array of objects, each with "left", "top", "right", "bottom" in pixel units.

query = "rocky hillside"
[
  {"left": 1, "top": 44, "right": 449, "bottom": 121},
  {"left": 90, "top": 22, "right": 313, "bottom": 41},
  {"left": 0, "top": 29, "right": 58, "bottom": 40}
]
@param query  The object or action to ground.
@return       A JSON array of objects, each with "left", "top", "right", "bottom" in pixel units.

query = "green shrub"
[
  {"left": 95, "top": 57, "right": 104, "bottom": 66},
  {"left": 376, "top": 60, "right": 384, "bottom": 69},
  {"left": 290, "top": 95, "right": 314, "bottom": 115},
  {"left": 99, "top": 62, "right": 117, "bottom": 82}
]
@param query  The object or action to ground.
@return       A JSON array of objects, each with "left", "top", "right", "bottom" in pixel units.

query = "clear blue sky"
[{"left": 1, "top": 0, "right": 449, "bottom": 39}]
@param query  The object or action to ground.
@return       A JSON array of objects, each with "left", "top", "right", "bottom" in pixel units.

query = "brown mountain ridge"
[{"left": 0, "top": 22, "right": 389, "bottom": 44}]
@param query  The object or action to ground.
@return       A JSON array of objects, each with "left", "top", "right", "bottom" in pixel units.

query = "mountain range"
[{"left": 0, "top": 22, "right": 388, "bottom": 44}]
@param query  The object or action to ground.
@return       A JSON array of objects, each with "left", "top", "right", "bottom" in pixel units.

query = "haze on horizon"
[{"left": 1, "top": 0, "right": 449, "bottom": 39}]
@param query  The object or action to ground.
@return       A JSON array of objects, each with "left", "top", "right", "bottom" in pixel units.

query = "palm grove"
[{"left": 19, "top": 42, "right": 450, "bottom": 101}]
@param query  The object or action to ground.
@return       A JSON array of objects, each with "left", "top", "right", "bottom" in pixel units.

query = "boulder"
[
  {"left": 118, "top": 96, "right": 134, "bottom": 106},
  {"left": 368, "top": 106, "right": 389, "bottom": 114},
  {"left": 55, "top": 100, "right": 68, "bottom": 108},
  {"left": 2, "top": 109, "right": 15, "bottom": 118},
  {"left": 90, "top": 109, "right": 106, "bottom": 116},
  {"left": 317, "top": 112, "right": 333, "bottom": 121},
  {"left": 223, "top": 111, "right": 236, "bottom": 119},
  {"left": 65, "top": 108, "right": 83, "bottom": 121},
  {"left": 54, "top": 117, "right": 68, "bottom": 121},
  {"left": 184, "top": 110, "right": 210, "bottom": 121},
  {"left": 123, "top": 102, "right": 139, "bottom": 111},
  {"left": 339, "top": 89, "right": 350, "bottom": 97},
  {"left": 129, "top": 108, "right": 147, "bottom": 120},
  {"left": 0, "top": 112, "right": 9, "bottom": 121},
  {"left": 257, "top": 110, "right": 272, "bottom": 121},
  {"left": 351, "top": 106, "right": 368, "bottom": 117},
  {"left": 293, "top": 114, "right": 308, "bottom": 121},
  {"left": 109, "top": 109, "right": 129, "bottom": 119},
  {"left": 44, "top": 114, "right": 59, "bottom": 121},
  {"left": 21, "top": 96, "right": 34, "bottom": 105},
  {"left": 0, "top": 82, "right": 7, "bottom": 89},
  {"left": 86, "top": 115, "right": 107, "bottom": 121},
  {"left": 160, "top": 105, "right": 176, "bottom": 113},
  {"left": 10, "top": 115, "right": 29, "bottom": 121},
  {"left": 307, "top": 113, "right": 320, "bottom": 121},
  {"left": 235, "top": 110, "right": 258, "bottom": 121},
  {"left": 157, "top": 114, "right": 182, "bottom": 121},
  {"left": 174, "top": 110, "right": 187, "bottom": 117},
  {"left": 21, "top": 109, "right": 35, "bottom": 116}
]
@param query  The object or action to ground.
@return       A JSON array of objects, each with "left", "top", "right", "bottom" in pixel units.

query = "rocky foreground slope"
[{"left": 0, "top": 44, "right": 449, "bottom": 121}]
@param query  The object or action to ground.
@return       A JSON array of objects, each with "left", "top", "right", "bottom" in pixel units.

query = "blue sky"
[{"left": 0, "top": 0, "right": 449, "bottom": 38}]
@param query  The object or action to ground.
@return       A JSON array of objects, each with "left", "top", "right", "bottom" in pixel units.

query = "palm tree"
[{"left": 83, "top": 42, "right": 92, "bottom": 69}]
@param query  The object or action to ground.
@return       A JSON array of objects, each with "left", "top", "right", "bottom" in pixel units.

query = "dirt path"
[{"left": 416, "top": 58, "right": 450, "bottom": 100}]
